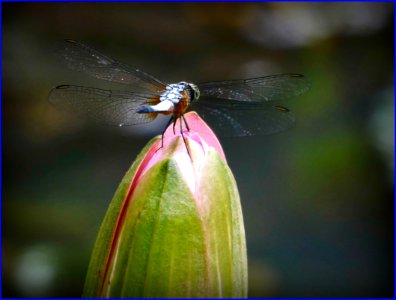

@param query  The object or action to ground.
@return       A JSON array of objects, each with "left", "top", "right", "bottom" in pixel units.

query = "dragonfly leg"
[
  {"left": 179, "top": 116, "right": 191, "bottom": 157},
  {"left": 156, "top": 116, "right": 174, "bottom": 152},
  {"left": 181, "top": 114, "right": 190, "bottom": 132},
  {"left": 156, "top": 115, "right": 191, "bottom": 158},
  {"left": 172, "top": 118, "right": 177, "bottom": 134}
]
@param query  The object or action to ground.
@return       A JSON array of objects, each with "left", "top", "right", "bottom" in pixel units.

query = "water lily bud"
[{"left": 83, "top": 112, "right": 247, "bottom": 298}]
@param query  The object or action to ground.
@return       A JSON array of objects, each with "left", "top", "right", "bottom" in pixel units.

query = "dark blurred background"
[{"left": 2, "top": 2, "right": 394, "bottom": 297}]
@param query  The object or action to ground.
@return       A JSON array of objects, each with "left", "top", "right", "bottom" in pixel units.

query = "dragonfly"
[{"left": 49, "top": 40, "right": 309, "bottom": 150}]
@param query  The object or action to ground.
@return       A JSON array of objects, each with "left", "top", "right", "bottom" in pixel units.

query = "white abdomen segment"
[{"left": 150, "top": 100, "right": 174, "bottom": 112}]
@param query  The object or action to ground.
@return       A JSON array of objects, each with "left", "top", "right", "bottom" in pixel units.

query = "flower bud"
[{"left": 83, "top": 112, "right": 247, "bottom": 298}]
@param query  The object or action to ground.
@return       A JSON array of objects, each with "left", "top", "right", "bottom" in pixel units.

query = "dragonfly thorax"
[{"left": 160, "top": 82, "right": 200, "bottom": 104}]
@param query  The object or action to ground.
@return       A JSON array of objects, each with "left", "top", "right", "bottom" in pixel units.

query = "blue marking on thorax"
[{"left": 160, "top": 83, "right": 185, "bottom": 104}]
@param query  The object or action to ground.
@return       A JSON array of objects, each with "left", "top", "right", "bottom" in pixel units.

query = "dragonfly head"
[{"left": 179, "top": 81, "right": 200, "bottom": 102}]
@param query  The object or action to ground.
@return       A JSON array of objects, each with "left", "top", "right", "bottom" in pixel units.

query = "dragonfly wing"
[
  {"left": 198, "top": 74, "right": 309, "bottom": 102},
  {"left": 60, "top": 40, "right": 166, "bottom": 91},
  {"left": 48, "top": 85, "right": 159, "bottom": 126},
  {"left": 191, "top": 99, "right": 295, "bottom": 136}
]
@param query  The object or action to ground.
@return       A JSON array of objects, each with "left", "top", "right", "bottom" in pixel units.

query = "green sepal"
[
  {"left": 83, "top": 137, "right": 160, "bottom": 297},
  {"left": 197, "top": 148, "right": 248, "bottom": 297}
]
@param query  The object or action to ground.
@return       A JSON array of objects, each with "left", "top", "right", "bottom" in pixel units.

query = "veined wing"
[
  {"left": 60, "top": 40, "right": 166, "bottom": 92},
  {"left": 191, "top": 99, "right": 295, "bottom": 136},
  {"left": 49, "top": 85, "right": 159, "bottom": 126},
  {"left": 198, "top": 74, "right": 309, "bottom": 102}
]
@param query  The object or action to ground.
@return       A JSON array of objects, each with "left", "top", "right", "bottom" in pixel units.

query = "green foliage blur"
[{"left": 3, "top": 2, "right": 394, "bottom": 297}]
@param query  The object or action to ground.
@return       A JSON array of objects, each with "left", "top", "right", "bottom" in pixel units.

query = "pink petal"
[{"left": 163, "top": 111, "right": 226, "bottom": 161}]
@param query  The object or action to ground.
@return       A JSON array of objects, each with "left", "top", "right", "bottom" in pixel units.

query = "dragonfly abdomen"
[{"left": 137, "top": 100, "right": 174, "bottom": 115}]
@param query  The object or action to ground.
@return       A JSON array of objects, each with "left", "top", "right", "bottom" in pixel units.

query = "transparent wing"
[
  {"left": 59, "top": 39, "right": 166, "bottom": 91},
  {"left": 198, "top": 74, "right": 309, "bottom": 102},
  {"left": 191, "top": 99, "right": 295, "bottom": 136},
  {"left": 48, "top": 85, "right": 160, "bottom": 126}
]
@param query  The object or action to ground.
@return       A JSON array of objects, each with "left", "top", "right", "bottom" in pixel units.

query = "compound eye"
[{"left": 189, "top": 85, "right": 200, "bottom": 101}]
